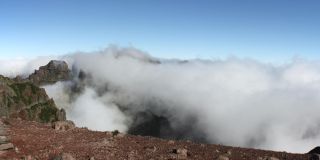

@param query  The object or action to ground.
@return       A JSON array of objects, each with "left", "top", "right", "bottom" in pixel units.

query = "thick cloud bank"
[{"left": 2, "top": 46, "right": 320, "bottom": 153}]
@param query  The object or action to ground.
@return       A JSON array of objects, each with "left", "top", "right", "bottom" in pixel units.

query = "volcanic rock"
[
  {"left": 56, "top": 108, "right": 67, "bottom": 121},
  {"left": 177, "top": 148, "right": 188, "bottom": 158},
  {"left": 309, "top": 147, "right": 320, "bottom": 154},
  {"left": 52, "top": 153, "right": 76, "bottom": 160},
  {"left": 52, "top": 120, "right": 75, "bottom": 131},
  {"left": 28, "top": 60, "right": 71, "bottom": 86},
  {"left": 23, "top": 155, "right": 36, "bottom": 160},
  {"left": 0, "top": 75, "right": 65, "bottom": 123},
  {"left": 0, "top": 118, "right": 311, "bottom": 160},
  {"left": 171, "top": 148, "right": 188, "bottom": 159},
  {"left": 217, "top": 155, "right": 229, "bottom": 160},
  {"left": 0, "top": 143, "right": 14, "bottom": 151}
]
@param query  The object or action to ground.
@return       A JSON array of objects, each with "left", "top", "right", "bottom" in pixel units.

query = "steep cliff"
[
  {"left": 0, "top": 75, "right": 65, "bottom": 123},
  {"left": 28, "top": 60, "right": 71, "bottom": 86}
]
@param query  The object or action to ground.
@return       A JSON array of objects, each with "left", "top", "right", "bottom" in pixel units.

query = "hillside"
[
  {"left": 0, "top": 75, "right": 65, "bottom": 123},
  {"left": 1, "top": 118, "right": 311, "bottom": 160}
]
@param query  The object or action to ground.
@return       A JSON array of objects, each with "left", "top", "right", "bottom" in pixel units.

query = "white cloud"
[{"left": 2, "top": 46, "right": 320, "bottom": 153}]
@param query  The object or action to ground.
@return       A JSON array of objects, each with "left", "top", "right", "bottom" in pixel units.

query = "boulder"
[
  {"left": 52, "top": 153, "right": 75, "bottom": 160},
  {"left": 309, "top": 147, "right": 320, "bottom": 160},
  {"left": 310, "top": 154, "right": 320, "bottom": 160},
  {"left": 23, "top": 155, "right": 36, "bottom": 160},
  {"left": 172, "top": 148, "right": 188, "bottom": 159},
  {"left": 52, "top": 120, "right": 75, "bottom": 131},
  {"left": 0, "top": 143, "right": 14, "bottom": 151},
  {"left": 177, "top": 148, "right": 188, "bottom": 158},
  {"left": 56, "top": 109, "right": 66, "bottom": 121},
  {"left": 0, "top": 61, "right": 70, "bottom": 123},
  {"left": 0, "top": 76, "right": 63, "bottom": 123},
  {"left": 309, "top": 147, "right": 320, "bottom": 154},
  {"left": 217, "top": 155, "right": 229, "bottom": 160}
]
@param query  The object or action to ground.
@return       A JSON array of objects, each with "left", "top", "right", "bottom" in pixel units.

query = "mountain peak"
[{"left": 28, "top": 60, "right": 71, "bottom": 85}]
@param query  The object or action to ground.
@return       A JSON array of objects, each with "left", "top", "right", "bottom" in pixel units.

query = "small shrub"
[{"left": 112, "top": 130, "right": 119, "bottom": 136}]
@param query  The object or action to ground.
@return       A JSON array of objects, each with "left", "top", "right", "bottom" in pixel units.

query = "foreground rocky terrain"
[{"left": 0, "top": 118, "right": 312, "bottom": 160}]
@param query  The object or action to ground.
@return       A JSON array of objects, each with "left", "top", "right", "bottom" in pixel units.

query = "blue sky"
[{"left": 0, "top": 0, "right": 320, "bottom": 62}]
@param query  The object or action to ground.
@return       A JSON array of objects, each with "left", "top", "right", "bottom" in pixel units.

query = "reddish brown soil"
[{"left": 1, "top": 118, "right": 311, "bottom": 160}]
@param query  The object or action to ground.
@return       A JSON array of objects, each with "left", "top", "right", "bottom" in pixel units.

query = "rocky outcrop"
[
  {"left": 28, "top": 60, "right": 71, "bottom": 86},
  {"left": 52, "top": 120, "right": 75, "bottom": 131},
  {"left": 309, "top": 147, "right": 320, "bottom": 160},
  {"left": 52, "top": 153, "right": 76, "bottom": 160},
  {"left": 0, "top": 75, "right": 65, "bottom": 123},
  {"left": 171, "top": 148, "right": 189, "bottom": 159},
  {"left": 0, "top": 60, "right": 70, "bottom": 123},
  {"left": 0, "top": 120, "right": 14, "bottom": 153}
]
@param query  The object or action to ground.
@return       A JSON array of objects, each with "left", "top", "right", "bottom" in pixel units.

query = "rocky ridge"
[
  {"left": 28, "top": 60, "right": 71, "bottom": 86},
  {"left": 0, "top": 60, "right": 68, "bottom": 123}
]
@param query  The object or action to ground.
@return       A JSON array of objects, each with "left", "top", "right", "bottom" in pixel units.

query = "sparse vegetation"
[
  {"left": 0, "top": 61, "right": 67, "bottom": 124},
  {"left": 112, "top": 130, "right": 119, "bottom": 136},
  {"left": 28, "top": 101, "right": 58, "bottom": 123},
  {"left": 39, "top": 105, "right": 57, "bottom": 123},
  {"left": 9, "top": 82, "right": 35, "bottom": 105}
]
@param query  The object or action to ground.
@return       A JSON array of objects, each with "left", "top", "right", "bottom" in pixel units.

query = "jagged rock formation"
[
  {"left": 0, "top": 119, "right": 14, "bottom": 153},
  {"left": 52, "top": 120, "right": 75, "bottom": 131},
  {"left": 308, "top": 147, "right": 320, "bottom": 160},
  {"left": 28, "top": 60, "right": 71, "bottom": 86},
  {"left": 0, "top": 60, "right": 71, "bottom": 123},
  {"left": 0, "top": 75, "right": 65, "bottom": 123}
]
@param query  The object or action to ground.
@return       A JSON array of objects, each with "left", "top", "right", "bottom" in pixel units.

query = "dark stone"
[
  {"left": 0, "top": 74, "right": 63, "bottom": 123},
  {"left": 28, "top": 60, "right": 71, "bottom": 86},
  {"left": 56, "top": 109, "right": 66, "bottom": 121},
  {"left": 309, "top": 147, "right": 320, "bottom": 154},
  {"left": 51, "top": 153, "right": 75, "bottom": 160},
  {"left": 309, "top": 154, "right": 320, "bottom": 160}
]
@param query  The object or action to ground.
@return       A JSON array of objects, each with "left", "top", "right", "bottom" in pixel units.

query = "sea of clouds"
[{"left": 1, "top": 46, "right": 320, "bottom": 153}]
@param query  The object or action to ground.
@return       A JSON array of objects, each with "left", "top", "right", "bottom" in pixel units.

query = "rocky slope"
[
  {"left": 0, "top": 60, "right": 68, "bottom": 123},
  {"left": 0, "top": 118, "right": 312, "bottom": 160},
  {"left": 27, "top": 60, "right": 71, "bottom": 86}
]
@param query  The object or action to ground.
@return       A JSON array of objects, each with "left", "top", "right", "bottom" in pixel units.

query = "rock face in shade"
[
  {"left": 309, "top": 147, "right": 320, "bottom": 160},
  {"left": 28, "top": 60, "right": 71, "bottom": 86},
  {"left": 0, "top": 75, "right": 66, "bottom": 123},
  {"left": 309, "top": 147, "right": 320, "bottom": 154}
]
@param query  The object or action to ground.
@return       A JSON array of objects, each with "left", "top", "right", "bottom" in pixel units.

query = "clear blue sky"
[{"left": 1, "top": 0, "right": 320, "bottom": 62}]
